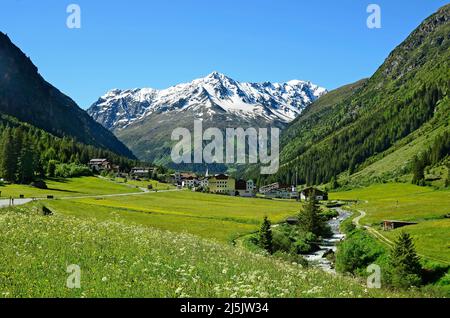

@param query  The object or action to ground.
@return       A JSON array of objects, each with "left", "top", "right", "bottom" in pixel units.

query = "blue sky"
[{"left": 0, "top": 0, "right": 448, "bottom": 108}]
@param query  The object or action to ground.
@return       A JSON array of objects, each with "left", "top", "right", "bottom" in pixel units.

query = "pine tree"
[
  {"left": 298, "top": 192, "right": 328, "bottom": 236},
  {"left": 0, "top": 128, "right": 18, "bottom": 182},
  {"left": 259, "top": 216, "right": 273, "bottom": 254},
  {"left": 445, "top": 164, "right": 450, "bottom": 188},
  {"left": 46, "top": 160, "right": 57, "bottom": 178},
  {"left": 411, "top": 155, "right": 426, "bottom": 186},
  {"left": 389, "top": 232, "right": 422, "bottom": 289},
  {"left": 17, "top": 137, "right": 36, "bottom": 183}
]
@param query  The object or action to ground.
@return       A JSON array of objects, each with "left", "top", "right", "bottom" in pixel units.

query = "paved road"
[{"left": 0, "top": 198, "right": 33, "bottom": 208}]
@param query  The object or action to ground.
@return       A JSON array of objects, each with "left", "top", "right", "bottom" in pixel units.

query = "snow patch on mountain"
[{"left": 87, "top": 72, "right": 327, "bottom": 130}]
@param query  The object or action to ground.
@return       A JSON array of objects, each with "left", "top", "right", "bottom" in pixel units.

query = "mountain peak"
[{"left": 88, "top": 73, "right": 327, "bottom": 131}]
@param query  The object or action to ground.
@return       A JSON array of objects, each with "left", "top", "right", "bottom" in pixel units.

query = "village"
[{"left": 88, "top": 158, "right": 328, "bottom": 201}]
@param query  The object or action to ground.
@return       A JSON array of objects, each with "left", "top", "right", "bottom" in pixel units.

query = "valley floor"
[{"left": 0, "top": 177, "right": 447, "bottom": 297}]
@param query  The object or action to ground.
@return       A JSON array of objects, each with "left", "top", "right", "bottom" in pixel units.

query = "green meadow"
[
  {"left": 331, "top": 183, "right": 450, "bottom": 264},
  {"left": 0, "top": 177, "right": 447, "bottom": 297},
  {"left": 0, "top": 204, "right": 428, "bottom": 298},
  {"left": 114, "top": 177, "right": 175, "bottom": 190},
  {"left": 0, "top": 177, "right": 141, "bottom": 199},
  {"left": 46, "top": 191, "right": 302, "bottom": 243}
]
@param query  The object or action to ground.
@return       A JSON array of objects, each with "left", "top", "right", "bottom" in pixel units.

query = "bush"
[
  {"left": 335, "top": 229, "right": 386, "bottom": 275},
  {"left": 54, "top": 163, "right": 92, "bottom": 178},
  {"left": 320, "top": 209, "right": 339, "bottom": 220},
  {"left": 30, "top": 180, "right": 48, "bottom": 189},
  {"left": 272, "top": 230, "right": 291, "bottom": 253}
]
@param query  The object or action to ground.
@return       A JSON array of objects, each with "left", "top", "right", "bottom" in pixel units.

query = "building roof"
[
  {"left": 89, "top": 158, "right": 108, "bottom": 163},
  {"left": 211, "top": 174, "right": 229, "bottom": 180}
]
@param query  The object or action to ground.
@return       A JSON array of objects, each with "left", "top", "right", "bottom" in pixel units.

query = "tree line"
[{"left": 0, "top": 117, "right": 138, "bottom": 184}]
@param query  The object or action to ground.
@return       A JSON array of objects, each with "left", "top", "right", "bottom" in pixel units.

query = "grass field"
[
  {"left": 331, "top": 183, "right": 450, "bottom": 264},
  {"left": 45, "top": 191, "right": 302, "bottom": 243},
  {"left": 0, "top": 204, "right": 428, "bottom": 298},
  {"left": 0, "top": 177, "right": 141, "bottom": 199},
  {"left": 114, "top": 177, "right": 175, "bottom": 191}
]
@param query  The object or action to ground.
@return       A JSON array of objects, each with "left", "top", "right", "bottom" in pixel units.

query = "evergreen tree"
[
  {"left": 445, "top": 165, "right": 450, "bottom": 188},
  {"left": 0, "top": 128, "right": 17, "bottom": 182},
  {"left": 17, "top": 137, "right": 36, "bottom": 183},
  {"left": 46, "top": 160, "right": 57, "bottom": 178},
  {"left": 411, "top": 155, "right": 426, "bottom": 186},
  {"left": 298, "top": 192, "right": 328, "bottom": 237},
  {"left": 389, "top": 232, "right": 422, "bottom": 289},
  {"left": 259, "top": 216, "right": 273, "bottom": 254}
]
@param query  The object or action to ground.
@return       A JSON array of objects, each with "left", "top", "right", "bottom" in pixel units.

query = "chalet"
[
  {"left": 300, "top": 187, "right": 328, "bottom": 201},
  {"left": 88, "top": 159, "right": 111, "bottom": 172},
  {"left": 265, "top": 188, "right": 299, "bottom": 199},
  {"left": 261, "top": 182, "right": 297, "bottom": 199},
  {"left": 173, "top": 172, "right": 197, "bottom": 185},
  {"left": 130, "top": 167, "right": 153, "bottom": 178},
  {"left": 259, "top": 182, "right": 281, "bottom": 194},
  {"left": 383, "top": 220, "right": 418, "bottom": 231}
]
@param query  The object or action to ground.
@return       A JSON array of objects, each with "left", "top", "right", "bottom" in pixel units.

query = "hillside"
[
  {"left": 266, "top": 4, "right": 450, "bottom": 186},
  {"left": 0, "top": 32, "right": 134, "bottom": 158}
]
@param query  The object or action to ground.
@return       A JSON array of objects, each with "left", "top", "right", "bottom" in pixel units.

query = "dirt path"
[{"left": 352, "top": 209, "right": 450, "bottom": 265}]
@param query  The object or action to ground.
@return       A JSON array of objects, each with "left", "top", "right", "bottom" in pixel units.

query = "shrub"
[
  {"left": 272, "top": 230, "right": 291, "bottom": 253},
  {"left": 335, "top": 229, "right": 386, "bottom": 275},
  {"left": 54, "top": 163, "right": 92, "bottom": 178},
  {"left": 30, "top": 180, "right": 48, "bottom": 189}
]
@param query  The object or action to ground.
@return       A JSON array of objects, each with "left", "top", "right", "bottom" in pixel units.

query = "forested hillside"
[
  {"left": 256, "top": 4, "right": 450, "bottom": 186},
  {"left": 0, "top": 114, "right": 137, "bottom": 183}
]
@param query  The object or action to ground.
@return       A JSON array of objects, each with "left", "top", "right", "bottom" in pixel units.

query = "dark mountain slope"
[{"left": 0, "top": 32, "right": 134, "bottom": 158}]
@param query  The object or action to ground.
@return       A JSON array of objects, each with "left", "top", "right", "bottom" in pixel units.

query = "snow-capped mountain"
[{"left": 88, "top": 72, "right": 326, "bottom": 131}]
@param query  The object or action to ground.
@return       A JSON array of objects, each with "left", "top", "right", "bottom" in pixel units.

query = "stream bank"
[{"left": 303, "top": 208, "right": 351, "bottom": 273}]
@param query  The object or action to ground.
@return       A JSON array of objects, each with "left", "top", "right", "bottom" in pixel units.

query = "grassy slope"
[
  {"left": 346, "top": 98, "right": 449, "bottom": 186},
  {"left": 0, "top": 204, "right": 427, "bottom": 298},
  {"left": 45, "top": 191, "right": 302, "bottom": 243},
  {"left": 0, "top": 177, "right": 141, "bottom": 199},
  {"left": 331, "top": 183, "right": 450, "bottom": 263}
]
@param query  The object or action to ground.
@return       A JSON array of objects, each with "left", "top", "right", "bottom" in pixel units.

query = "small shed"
[
  {"left": 383, "top": 220, "right": 417, "bottom": 231},
  {"left": 286, "top": 217, "right": 299, "bottom": 225}
]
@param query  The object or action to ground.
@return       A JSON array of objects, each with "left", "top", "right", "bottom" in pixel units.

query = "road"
[{"left": 0, "top": 198, "right": 33, "bottom": 208}]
